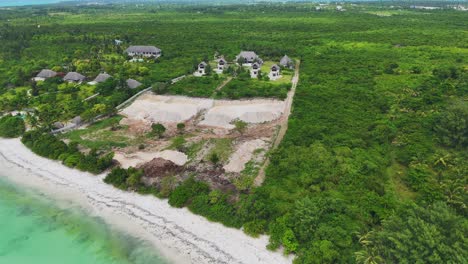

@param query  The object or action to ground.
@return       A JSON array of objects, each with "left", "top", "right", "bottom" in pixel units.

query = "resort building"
[
  {"left": 194, "top": 62, "right": 208, "bottom": 76},
  {"left": 216, "top": 58, "right": 227, "bottom": 73},
  {"left": 280, "top": 55, "right": 294, "bottom": 69},
  {"left": 33, "top": 69, "right": 57, "bottom": 82},
  {"left": 126, "top": 79, "right": 142, "bottom": 89},
  {"left": 88, "top": 73, "right": 111, "bottom": 85},
  {"left": 269, "top": 64, "right": 281, "bottom": 80},
  {"left": 250, "top": 62, "right": 261, "bottom": 78},
  {"left": 63, "top": 72, "right": 86, "bottom": 83},
  {"left": 125, "top": 46, "right": 162, "bottom": 58},
  {"left": 236, "top": 51, "right": 262, "bottom": 66}
]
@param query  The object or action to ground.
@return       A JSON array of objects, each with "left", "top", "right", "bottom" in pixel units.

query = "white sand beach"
[{"left": 0, "top": 138, "right": 292, "bottom": 264}]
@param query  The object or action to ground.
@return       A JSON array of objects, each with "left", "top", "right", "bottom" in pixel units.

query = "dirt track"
[{"left": 254, "top": 60, "right": 301, "bottom": 186}]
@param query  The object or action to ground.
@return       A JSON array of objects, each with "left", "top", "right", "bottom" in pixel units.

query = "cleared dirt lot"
[
  {"left": 120, "top": 93, "right": 285, "bottom": 129},
  {"left": 111, "top": 92, "right": 287, "bottom": 191}
]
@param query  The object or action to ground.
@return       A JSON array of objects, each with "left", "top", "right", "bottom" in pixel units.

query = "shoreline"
[{"left": 0, "top": 138, "right": 292, "bottom": 264}]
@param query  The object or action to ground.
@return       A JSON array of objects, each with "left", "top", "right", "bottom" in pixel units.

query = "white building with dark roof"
[
  {"left": 216, "top": 58, "right": 227, "bottom": 73},
  {"left": 269, "top": 64, "right": 281, "bottom": 80},
  {"left": 250, "top": 62, "right": 261, "bottom": 78},
  {"left": 125, "top": 46, "right": 161, "bottom": 58},
  {"left": 194, "top": 62, "right": 208, "bottom": 77}
]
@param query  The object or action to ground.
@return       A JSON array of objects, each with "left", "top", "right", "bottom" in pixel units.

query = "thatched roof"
[
  {"left": 125, "top": 46, "right": 161, "bottom": 54},
  {"left": 237, "top": 51, "right": 258, "bottom": 61},
  {"left": 37, "top": 69, "right": 57, "bottom": 78},
  {"left": 64, "top": 72, "right": 86, "bottom": 82},
  {"left": 93, "top": 73, "right": 111, "bottom": 83},
  {"left": 280, "top": 55, "right": 293, "bottom": 66},
  {"left": 126, "top": 79, "right": 142, "bottom": 89},
  {"left": 252, "top": 62, "right": 260, "bottom": 69},
  {"left": 271, "top": 64, "right": 280, "bottom": 71}
]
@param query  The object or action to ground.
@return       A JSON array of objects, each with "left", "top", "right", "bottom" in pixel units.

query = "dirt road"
[{"left": 253, "top": 61, "right": 300, "bottom": 186}]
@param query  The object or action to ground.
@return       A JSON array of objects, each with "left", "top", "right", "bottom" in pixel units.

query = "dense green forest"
[{"left": 0, "top": 3, "right": 466, "bottom": 263}]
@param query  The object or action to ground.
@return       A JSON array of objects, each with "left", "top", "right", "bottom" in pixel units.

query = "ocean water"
[
  {"left": 0, "top": 0, "right": 64, "bottom": 7},
  {"left": 0, "top": 177, "right": 169, "bottom": 264}
]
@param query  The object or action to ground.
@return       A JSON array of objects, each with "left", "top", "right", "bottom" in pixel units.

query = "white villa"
[
  {"left": 33, "top": 69, "right": 57, "bottom": 82},
  {"left": 63, "top": 72, "right": 86, "bottom": 83},
  {"left": 125, "top": 46, "right": 162, "bottom": 58},
  {"left": 269, "top": 64, "right": 281, "bottom": 80},
  {"left": 216, "top": 58, "right": 227, "bottom": 73},
  {"left": 194, "top": 62, "right": 208, "bottom": 77},
  {"left": 250, "top": 62, "right": 261, "bottom": 78}
]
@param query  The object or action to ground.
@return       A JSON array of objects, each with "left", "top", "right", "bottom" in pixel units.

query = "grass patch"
[
  {"left": 166, "top": 75, "right": 226, "bottom": 98},
  {"left": 205, "top": 138, "right": 233, "bottom": 163},
  {"left": 234, "top": 160, "right": 261, "bottom": 191},
  {"left": 386, "top": 160, "right": 416, "bottom": 201},
  {"left": 60, "top": 115, "right": 132, "bottom": 150},
  {"left": 214, "top": 78, "right": 289, "bottom": 100},
  {"left": 186, "top": 140, "right": 206, "bottom": 160}
]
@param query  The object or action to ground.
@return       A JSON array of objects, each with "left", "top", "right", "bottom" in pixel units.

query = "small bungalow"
[
  {"left": 216, "top": 58, "right": 227, "bottom": 73},
  {"left": 269, "top": 64, "right": 281, "bottom": 80},
  {"left": 88, "top": 73, "right": 111, "bottom": 85},
  {"left": 63, "top": 72, "right": 86, "bottom": 83},
  {"left": 194, "top": 62, "right": 208, "bottom": 76},
  {"left": 236, "top": 51, "right": 262, "bottom": 65},
  {"left": 125, "top": 45, "right": 162, "bottom": 58},
  {"left": 250, "top": 62, "right": 261, "bottom": 78},
  {"left": 280, "top": 55, "right": 294, "bottom": 69},
  {"left": 33, "top": 69, "right": 57, "bottom": 82},
  {"left": 126, "top": 79, "right": 142, "bottom": 89}
]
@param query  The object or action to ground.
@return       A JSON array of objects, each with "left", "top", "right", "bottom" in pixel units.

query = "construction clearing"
[
  {"left": 65, "top": 61, "right": 299, "bottom": 193},
  {"left": 120, "top": 94, "right": 285, "bottom": 129}
]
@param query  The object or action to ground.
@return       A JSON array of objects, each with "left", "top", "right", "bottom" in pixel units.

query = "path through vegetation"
[
  {"left": 254, "top": 60, "right": 300, "bottom": 186},
  {"left": 211, "top": 76, "right": 233, "bottom": 97}
]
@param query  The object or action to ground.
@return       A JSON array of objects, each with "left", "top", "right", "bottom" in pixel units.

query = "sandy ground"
[
  {"left": 115, "top": 149, "right": 188, "bottom": 169},
  {"left": 121, "top": 94, "right": 285, "bottom": 129},
  {"left": 200, "top": 100, "right": 285, "bottom": 129},
  {"left": 0, "top": 138, "right": 293, "bottom": 264},
  {"left": 121, "top": 94, "right": 213, "bottom": 124},
  {"left": 224, "top": 139, "right": 268, "bottom": 173}
]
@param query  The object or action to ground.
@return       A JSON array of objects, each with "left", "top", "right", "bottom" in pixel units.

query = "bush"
[
  {"left": 104, "top": 167, "right": 129, "bottom": 189},
  {"left": 151, "top": 123, "right": 166, "bottom": 138},
  {"left": 22, "top": 130, "right": 114, "bottom": 173},
  {"left": 0, "top": 114, "right": 25, "bottom": 138},
  {"left": 168, "top": 177, "right": 210, "bottom": 207},
  {"left": 243, "top": 220, "right": 267, "bottom": 238},
  {"left": 434, "top": 101, "right": 468, "bottom": 149}
]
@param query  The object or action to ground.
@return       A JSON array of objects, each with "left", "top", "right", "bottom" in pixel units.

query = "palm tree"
[{"left": 355, "top": 232, "right": 384, "bottom": 264}]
